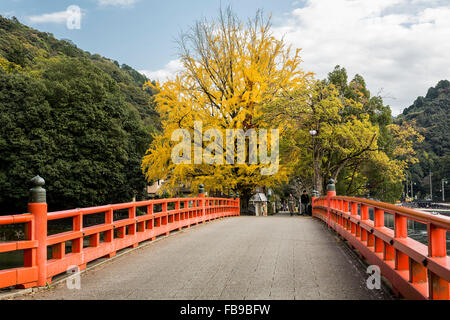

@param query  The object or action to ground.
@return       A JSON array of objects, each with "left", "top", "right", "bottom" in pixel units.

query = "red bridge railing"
[
  {"left": 312, "top": 179, "right": 450, "bottom": 300},
  {"left": 0, "top": 177, "right": 240, "bottom": 290}
]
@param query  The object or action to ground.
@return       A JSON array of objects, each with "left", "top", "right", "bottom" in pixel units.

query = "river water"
[
  {"left": 372, "top": 208, "right": 450, "bottom": 255},
  {"left": 401, "top": 209, "right": 450, "bottom": 255}
]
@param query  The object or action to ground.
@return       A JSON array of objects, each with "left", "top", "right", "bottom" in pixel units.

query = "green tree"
[
  {"left": 325, "top": 66, "right": 422, "bottom": 202},
  {"left": 262, "top": 69, "right": 422, "bottom": 202},
  {"left": 0, "top": 15, "right": 161, "bottom": 214},
  {"left": 0, "top": 57, "right": 151, "bottom": 214}
]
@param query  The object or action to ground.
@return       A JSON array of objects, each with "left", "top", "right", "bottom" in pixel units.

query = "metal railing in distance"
[
  {"left": 0, "top": 178, "right": 240, "bottom": 290},
  {"left": 312, "top": 179, "right": 449, "bottom": 300}
]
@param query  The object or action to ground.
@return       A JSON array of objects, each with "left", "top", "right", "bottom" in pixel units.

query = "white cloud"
[
  {"left": 97, "top": 0, "right": 139, "bottom": 7},
  {"left": 273, "top": 0, "right": 450, "bottom": 115},
  {"left": 28, "top": 10, "right": 72, "bottom": 24},
  {"left": 28, "top": 6, "right": 83, "bottom": 29},
  {"left": 140, "top": 59, "right": 184, "bottom": 82}
]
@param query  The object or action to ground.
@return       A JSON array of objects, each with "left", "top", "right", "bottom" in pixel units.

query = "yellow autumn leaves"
[{"left": 142, "top": 9, "right": 308, "bottom": 196}]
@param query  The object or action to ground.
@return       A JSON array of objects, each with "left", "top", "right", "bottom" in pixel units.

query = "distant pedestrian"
[
  {"left": 288, "top": 194, "right": 296, "bottom": 216},
  {"left": 300, "top": 190, "right": 310, "bottom": 215}
]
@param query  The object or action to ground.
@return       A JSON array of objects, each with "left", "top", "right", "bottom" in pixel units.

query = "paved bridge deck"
[{"left": 17, "top": 214, "right": 393, "bottom": 300}]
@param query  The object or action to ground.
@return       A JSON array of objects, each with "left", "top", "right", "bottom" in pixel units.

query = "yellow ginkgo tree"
[{"left": 141, "top": 8, "right": 310, "bottom": 208}]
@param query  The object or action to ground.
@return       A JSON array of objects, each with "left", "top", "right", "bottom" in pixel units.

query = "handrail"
[
  {"left": 312, "top": 187, "right": 449, "bottom": 300},
  {"left": 315, "top": 196, "right": 450, "bottom": 229},
  {"left": 0, "top": 194, "right": 240, "bottom": 290}
]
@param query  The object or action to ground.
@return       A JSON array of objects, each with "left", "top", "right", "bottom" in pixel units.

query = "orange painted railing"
[
  {"left": 312, "top": 180, "right": 450, "bottom": 300},
  {"left": 0, "top": 178, "right": 240, "bottom": 290}
]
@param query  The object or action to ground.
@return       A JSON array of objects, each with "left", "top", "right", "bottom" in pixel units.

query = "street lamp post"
[
  {"left": 405, "top": 174, "right": 409, "bottom": 200},
  {"left": 309, "top": 129, "right": 317, "bottom": 192},
  {"left": 442, "top": 179, "right": 448, "bottom": 202},
  {"left": 406, "top": 171, "right": 414, "bottom": 199},
  {"left": 429, "top": 169, "right": 433, "bottom": 201}
]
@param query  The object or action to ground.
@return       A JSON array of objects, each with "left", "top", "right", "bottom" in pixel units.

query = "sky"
[{"left": 1, "top": 0, "right": 449, "bottom": 115}]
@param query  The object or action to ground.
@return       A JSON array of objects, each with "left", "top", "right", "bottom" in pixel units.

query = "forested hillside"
[
  {"left": 0, "top": 16, "right": 160, "bottom": 214},
  {"left": 396, "top": 80, "right": 450, "bottom": 201}
]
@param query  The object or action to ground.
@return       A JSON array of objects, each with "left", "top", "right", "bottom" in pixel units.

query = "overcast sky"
[{"left": 2, "top": 0, "right": 449, "bottom": 115}]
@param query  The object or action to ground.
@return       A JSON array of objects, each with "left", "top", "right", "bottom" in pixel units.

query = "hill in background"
[
  {"left": 0, "top": 16, "right": 160, "bottom": 214},
  {"left": 0, "top": 15, "right": 160, "bottom": 129},
  {"left": 396, "top": 80, "right": 450, "bottom": 201}
]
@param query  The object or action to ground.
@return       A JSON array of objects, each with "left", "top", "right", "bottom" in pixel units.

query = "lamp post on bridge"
[
  {"left": 429, "top": 169, "right": 433, "bottom": 201},
  {"left": 309, "top": 129, "right": 318, "bottom": 193}
]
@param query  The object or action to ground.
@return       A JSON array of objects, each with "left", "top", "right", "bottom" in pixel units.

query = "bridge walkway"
[{"left": 16, "top": 214, "right": 393, "bottom": 300}]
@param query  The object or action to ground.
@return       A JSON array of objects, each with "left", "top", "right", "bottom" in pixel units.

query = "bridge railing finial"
[
  {"left": 327, "top": 178, "right": 335, "bottom": 192},
  {"left": 198, "top": 184, "right": 205, "bottom": 196}
]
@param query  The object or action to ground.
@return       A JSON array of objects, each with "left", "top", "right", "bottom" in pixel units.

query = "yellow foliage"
[
  {"left": 387, "top": 122, "right": 424, "bottom": 165},
  {"left": 142, "top": 9, "right": 309, "bottom": 196},
  {"left": 0, "top": 57, "right": 22, "bottom": 73}
]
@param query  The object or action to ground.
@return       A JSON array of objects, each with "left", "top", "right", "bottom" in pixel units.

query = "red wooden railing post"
[
  {"left": 229, "top": 195, "right": 233, "bottom": 216},
  {"left": 394, "top": 213, "right": 407, "bottom": 238},
  {"left": 236, "top": 193, "right": 240, "bottom": 216},
  {"left": 360, "top": 204, "right": 369, "bottom": 220},
  {"left": 374, "top": 208, "right": 384, "bottom": 253},
  {"left": 350, "top": 201, "right": 357, "bottom": 235},
  {"left": 428, "top": 224, "right": 447, "bottom": 257},
  {"left": 394, "top": 213, "right": 408, "bottom": 272},
  {"left": 427, "top": 223, "right": 449, "bottom": 300},
  {"left": 311, "top": 191, "right": 318, "bottom": 217},
  {"left": 162, "top": 200, "right": 168, "bottom": 235},
  {"left": 28, "top": 175, "right": 48, "bottom": 287},
  {"left": 350, "top": 202, "right": 357, "bottom": 215},
  {"left": 374, "top": 208, "right": 384, "bottom": 228},
  {"left": 129, "top": 204, "right": 138, "bottom": 247},
  {"left": 343, "top": 200, "right": 349, "bottom": 230},
  {"left": 326, "top": 179, "right": 336, "bottom": 228},
  {"left": 175, "top": 200, "right": 181, "bottom": 230}
]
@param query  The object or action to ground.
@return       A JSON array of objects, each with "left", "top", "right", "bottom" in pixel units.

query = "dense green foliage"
[
  {"left": 326, "top": 66, "right": 405, "bottom": 202},
  {"left": 0, "top": 16, "right": 159, "bottom": 214},
  {"left": 396, "top": 80, "right": 450, "bottom": 201}
]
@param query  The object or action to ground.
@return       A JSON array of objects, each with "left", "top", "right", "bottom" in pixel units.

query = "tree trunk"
[
  {"left": 315, "top": 172, "right": 324, "bottom": 196},
  {"left": 313, "top": 156, "right": 323, "bottom": 196}
]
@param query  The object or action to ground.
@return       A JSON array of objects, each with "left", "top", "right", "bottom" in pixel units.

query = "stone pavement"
[{"left": 16, "top": 214, "right": 393, "bottom": 300}]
